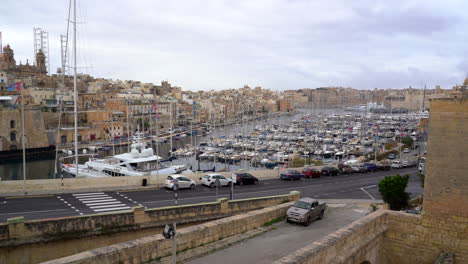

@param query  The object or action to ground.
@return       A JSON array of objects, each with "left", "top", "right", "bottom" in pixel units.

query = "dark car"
[
  {"left": 233, "top": 173, "right": 259, "bottom": 185},
  {"left": 321, "top": 166, "right": 339, "bottom": 176},
  {"left": 302, "top": 167, "right": 321, "bottom": 178},
  {"left": 280, "top": 170, "right": 304, "bottom": 181},
  {"left": 363, "top": 162, "right": 378, "bottom": 172},
  {"left": 339, "top": 165, "right": 354, "bottom": 174},
  {"left": 377, "top": 162, "right": 391, "bottom": 171}
]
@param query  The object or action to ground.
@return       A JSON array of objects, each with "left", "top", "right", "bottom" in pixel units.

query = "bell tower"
[
  {"left": 2, "top": 44, "right": 16, "bottom": 70},
  {"left": 35, "top": 49, "right": 47, "bottom": 74}
]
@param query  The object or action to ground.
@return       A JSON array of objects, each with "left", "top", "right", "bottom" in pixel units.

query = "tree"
[
  {"left": 378, "top": 174, "right": 410, "bottom": 210},
  {"left": 401, "top": 136, "right": 414, "bottom": 148}
]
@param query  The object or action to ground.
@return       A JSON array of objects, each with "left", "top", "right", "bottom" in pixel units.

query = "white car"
[
  {"left": 403, "top": 148, "right": 410, "bottom": 153},
  {"left": 164, "top": 175, "right": 196, "bottom": 191},
  {"left": 200, "top": 174, "right": 232, "bottom": 188},
  {"left": 391, "top": 160, "right": 402, "bottom": 169}
]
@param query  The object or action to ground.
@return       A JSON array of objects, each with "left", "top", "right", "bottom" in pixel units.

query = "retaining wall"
[
  {"left": 41, "top": 202, "right": 292, "bottom": 264},
  {"left": 0, "top": 167, "right": 315, "bottom": 194}
]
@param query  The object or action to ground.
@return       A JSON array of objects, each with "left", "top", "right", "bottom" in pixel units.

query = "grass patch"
[{"left": 262, "top": 216, "right": 285, "bottom": 227}]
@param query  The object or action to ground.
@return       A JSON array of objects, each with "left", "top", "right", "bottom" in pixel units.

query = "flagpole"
[{"left": 21, "top": 85, "right": 26, "bottom": 191}]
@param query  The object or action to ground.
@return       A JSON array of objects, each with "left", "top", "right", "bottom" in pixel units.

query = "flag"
[
  {"left": 14, "top": 96, "right": 21, "bottom": 105},
  {"left": 7, "top": 82, "right": 23, "bottom": 92}
]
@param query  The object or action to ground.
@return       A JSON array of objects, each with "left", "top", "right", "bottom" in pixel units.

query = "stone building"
[
  {"left": 0, "top": 44, "right": 47, "bottom": 77},
  {"left": 0, "top": 106, "right": 49, "bottom": 151}
]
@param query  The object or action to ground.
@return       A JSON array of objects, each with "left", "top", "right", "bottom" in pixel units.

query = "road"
[
  {"left": 187, "top": 203, "right": 368, "bottom": 264},
  {"left": 0, "top": 168, "right": 422, "bottom": 222}
]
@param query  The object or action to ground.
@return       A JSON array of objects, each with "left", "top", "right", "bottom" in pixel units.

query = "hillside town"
[{"left": 1, "top": 43, "right": 466, "bottom": 153}]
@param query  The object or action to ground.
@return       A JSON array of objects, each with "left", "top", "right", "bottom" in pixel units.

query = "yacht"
[{"left": 62, "top": 142, "right": 189, "bottom": 178}]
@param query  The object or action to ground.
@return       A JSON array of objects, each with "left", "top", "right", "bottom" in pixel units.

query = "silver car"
[{"left": 286, "top": 198, "right": 327, "bottom": 226}]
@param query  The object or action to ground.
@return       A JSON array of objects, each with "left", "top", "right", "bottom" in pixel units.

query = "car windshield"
[
  {"left": 293, "top": 200, "right": 311, "bottom": 209},
  {"left": 167, "top": 176, "right": 173, "bottom": 180},
  {"left": 287, "top": 170, "right": 299, "bottom": 174},
  {"left": 202, "top": 175, "right": 210, "bottom": 178}
]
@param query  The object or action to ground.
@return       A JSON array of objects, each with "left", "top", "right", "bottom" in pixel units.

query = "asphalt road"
[{"left": 0, "top": 168, "right": 421, "bottom": 222}]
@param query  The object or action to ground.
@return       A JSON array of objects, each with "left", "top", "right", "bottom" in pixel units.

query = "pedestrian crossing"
[{"left": 72, "top": 192, "right": 130, "bottom": 212}]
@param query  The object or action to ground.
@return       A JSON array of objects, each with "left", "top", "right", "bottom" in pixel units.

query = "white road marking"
[
  {"left": 72, "top": 192, "right": 105, "bottom": 196},
  {"left": 85, "top": 201, "right": 122, "bottom": 206},
  {"left": 360, "top": 185, "right": 377, "bottom": 200},
  {"left": 80, "top": 199, "right": 117, "bottom": 203},
  {"left": 90, "top": 204, "right": 130, "bottom": 209},
  {"left": 72, "top": 193, "right": 131, "bottom": 213},
  {"left": 93, "top": 206, "right": 130, "bottom": 212}
]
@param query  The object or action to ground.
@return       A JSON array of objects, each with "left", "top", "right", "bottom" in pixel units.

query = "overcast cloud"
[{"left": 1, "top": 0, "right": 467, "bottom": 90}]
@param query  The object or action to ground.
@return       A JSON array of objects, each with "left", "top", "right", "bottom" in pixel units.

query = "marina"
[{"left": 0, "top": 108, "right": 427, "bottom": 181}]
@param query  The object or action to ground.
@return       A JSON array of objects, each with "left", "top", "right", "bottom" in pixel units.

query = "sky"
[{"left": 1, "top": 0, "right": 467, "bottom": 91}]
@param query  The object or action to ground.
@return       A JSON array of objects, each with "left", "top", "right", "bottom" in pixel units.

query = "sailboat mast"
[{"left": 73, "top": 0, "right": 78, "bottom": 177}]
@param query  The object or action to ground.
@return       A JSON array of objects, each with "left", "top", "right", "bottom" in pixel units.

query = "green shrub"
[
  {"left": 401, "top": 136, "right": 414, "bottom": 148},
  {"left": 378, "top": 174, "right": 410, "bottom": 210}
]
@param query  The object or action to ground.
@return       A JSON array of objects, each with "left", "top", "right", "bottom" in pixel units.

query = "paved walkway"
[{"left": 186, "top": 202, "right": 370, "bottom": 264}]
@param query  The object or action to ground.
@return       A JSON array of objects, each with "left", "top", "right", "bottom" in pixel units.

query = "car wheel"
[
  {"left": 239, "top": 180, "right": 244, "bottom": 186},
  {"left": 303, "top": 217, "right": 311, "bottom": 226},
  {"left": 254, "top": 180, "right": 258, "bottom": 185},
  {"left": 172, "top": 185, "right": 177, "bottom": 191},
  {"left": 318, "top": 210, "right": 324, "bottom": 220},
  {"left": 190, "top": 184, "right": 195, "bottom": 190},
  {"left": 227, "top": 181, "right": 232, "bottom": 187},
  {"left": 210, "top": 183, "right": 215, "bottom": 188}
]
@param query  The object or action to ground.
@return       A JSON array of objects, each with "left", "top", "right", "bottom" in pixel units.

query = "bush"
[
  {"left": 401, "top": 136, "right": 414, "bottom": 148},
  {"left": 419, "top": 173, "right": 425, "bottom": 188},
  {"left": 378, "top": 174, "right": 410, "bottom": 210}
]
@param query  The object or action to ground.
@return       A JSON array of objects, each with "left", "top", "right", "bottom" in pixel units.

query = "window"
[
  {"left": 10, "top": 132, "right": 16, "bottom": 141},
  {"left": 10, "top": 120, "right": 15, "bottom": 129}
]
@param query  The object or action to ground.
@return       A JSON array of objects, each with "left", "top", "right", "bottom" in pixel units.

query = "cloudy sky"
[{"left": 1, "top": 0, "right": 467, "bottom": 90}]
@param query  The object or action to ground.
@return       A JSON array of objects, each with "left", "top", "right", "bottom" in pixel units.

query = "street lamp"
[{"left": 162, "top": 178, "right": 179, "bottom": 264}]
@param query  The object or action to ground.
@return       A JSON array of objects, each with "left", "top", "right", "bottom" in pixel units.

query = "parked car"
[
  {"left": 339, "top": 165, "right": 354, "bottom": 174},
  {"left": 391, "top": 160, "right": 402, "bottom": 169},
  {"left": 200, "top": 174, "right": 232, "bottom": 187},
  {"left": 281, "top": 169, "right": 304, "bottom": 180},
  {"left": 164, "top": 175, "right": 196, "bottom": 190},
  {"left": 232, "top": 172, "right": 259, "bottom": 185},
  {"left": 363, "top": 162, "right": 379, "bottom": 172},
  {"left": 351, "top": 164, "right": 368, "bottom": 173},
  {"left": 302, "top": 167, "right": 321, "bottom": 178},
  {"left": 402, "top": 160, "right": 416, "bottom": 168},
  {"left": 388, "top": 153, "right": 396, "bottom": 159},
  {"left": 377, "top": 161, "right": 391, "bottom": 171},
  {"left": 286, "top": 198, "right": 327, "bottom": 226},
  {"left": 321, "top": 166, "right": 339, "bottom": 176},
  {"left": 403, "top": 148, "right": 410, "bottom": 153}
]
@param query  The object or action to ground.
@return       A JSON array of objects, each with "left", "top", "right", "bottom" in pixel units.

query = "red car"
[{"left": 302, "top": 167, "right": 321, "bottom": 178}]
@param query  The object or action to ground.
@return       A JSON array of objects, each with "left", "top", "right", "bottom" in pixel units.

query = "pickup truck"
[{"left": 286, "top": 198, "right": 327, "bottom": 226}]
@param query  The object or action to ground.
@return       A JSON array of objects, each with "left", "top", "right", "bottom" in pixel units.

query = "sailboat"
[{"left": 60, "top": 0, "right": 187, "bottom": 178}]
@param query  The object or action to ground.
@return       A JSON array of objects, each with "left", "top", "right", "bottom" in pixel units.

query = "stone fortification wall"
[
  {"left": 0, "top": 167, "right": 311, "bottom": 194},
  {"left": 0, "top": 192, "right": 299, "bottom": 248},
  {"left": 382, "top": 98, "right": 468, "bottom": 263},
  {"left": 41, "top": 202, "right": 292, "bottom": 264}
]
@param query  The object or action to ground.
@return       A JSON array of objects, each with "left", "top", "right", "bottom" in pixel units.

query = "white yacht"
[{"left": 62, "top": 142, "right": 189, "bottom": 178}]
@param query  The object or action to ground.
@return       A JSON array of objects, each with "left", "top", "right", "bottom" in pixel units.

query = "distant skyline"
[{"left": 1, "top": 0, "right": 467, "bottom": 91}]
